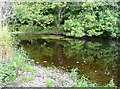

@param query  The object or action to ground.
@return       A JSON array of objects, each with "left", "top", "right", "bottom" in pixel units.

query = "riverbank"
[
  {"left": 0, "top": 47, "right": 117, "bottom": 88},
  {"left": 0, "top": 45, "right": 117, "bottom": 87},
  {"left": 0, "top": 28, "right": 117, "bottom": 88},
  {"left": 10, "top": 31, "right": 120, "bottom": 43},
  {"left": 3, "top": 58, "right": 116, "bottom": 87},
  {"left": 0, "top": 44, "right": 94, "bottom": 87},
  {"left": 0, "top": 48, "right": 96, "bottom": 87}
]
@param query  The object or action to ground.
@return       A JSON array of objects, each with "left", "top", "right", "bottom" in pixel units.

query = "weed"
[
  {"left": 45, "top": 79, "right": 54, "bottom": 87},
  {"left": 0, "top": 26, "right": 12, "bottom": 48},
  {"left": 22, "top": 76, "right": 35, "bottom": 81},
  {"left": 23, "top": 65, "right": 37, "bottom": 73},
  {"left": 71, "top": 75, "right": 116, "bottom": 87},
  {"left": 72, "top": 76, "right": 96, "bottom": 87},
  {"left": 70, "top": 68, "right": 78, "bottom": 80},
  {"left": 0, "top": 48, "right": 27, "bottom": 87},
  {"left": 104, "top": 78, "right": 116, "bottom": 87}
]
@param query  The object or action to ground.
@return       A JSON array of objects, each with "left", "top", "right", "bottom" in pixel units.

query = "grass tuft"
[
  {"left": 21, "top": 76, "right": 35, "bottom": 82},
  {"left": 45, "top": 78, "right": 54, "bottom": 87}
]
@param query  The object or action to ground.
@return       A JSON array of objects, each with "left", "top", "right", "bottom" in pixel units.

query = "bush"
[
  {"left": 63, "top": 19, "right": 85, "bottom": 37},
  {"left": 12, "top": 2, "right": 66, "bottom": 29},
  {"left": 63, "top": 2, "right": 119, "bottom": 37},
  {"left": 11, "top": 2, "right": 119, "bottom": 38}
]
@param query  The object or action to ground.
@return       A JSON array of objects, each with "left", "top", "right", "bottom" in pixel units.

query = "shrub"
[
  {"left": 11, "top": 2, "right": 119, "bottom": 38},
  {"left": 63, "top": 2, "right": 119, "bottom": 37}
]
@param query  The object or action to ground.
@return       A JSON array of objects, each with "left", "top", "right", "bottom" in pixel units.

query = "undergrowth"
[
  {"left": 0, "top": 48, "right": 28, "bottom": 88},
  {"left": 70, "top": 68, "right": 117, "bottom": 87},
  {"left": 0, "top": 26, "right": 12, "bottom": 48}
]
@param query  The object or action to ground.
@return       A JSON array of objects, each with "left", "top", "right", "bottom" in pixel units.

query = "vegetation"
[
  {"left": 21, "top": 76, "right": 35, "bottom": 82},
  {"left": 0, "top": 29, "right": 117, "bottom": 87},
  {"left": 45, "top": 78, "right": 54, "bottom": 87},
  {"left": 0, "top": 27, "right": 12, "bottom": 47},
  {"left": 23, "top": 65, "right": 37, "bottom": 73},
  {"left": 0, "top": 48, "right": 27, "bottom": 87},
  {"left": 10, "top": 2, "right": 120, "bottom": 38},
  {"left": 63, "top": 2, "right": 119, "bottom": 37},
  {"left": 70, "top": 68, "right": 78, "bottom": 80},
  {"left": 70, "top": 68, "right": 116, "bottom": 87},
  {"left": 0, "top": 1, "right": 119, "bottom": 88}
]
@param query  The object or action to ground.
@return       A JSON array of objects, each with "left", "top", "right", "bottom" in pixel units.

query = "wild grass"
[
  {"left": 0, "top": 26, "right": 12, "bottom": 63},
  {"left": 0, "top": 48, "right": 28, "bottom": 88},
  {"left": 23, "top": 65, "right": 37, "bottom": 73},
  {"left": 0, "top": 26, "right": 34, "bottom": 88},
  {"left": 45, "top": 78, "right": 54, "bottom": 87},
  {"left": 21, "top": 76, "right": 35, "bottom": 82},
  {"left": 70, "top": 68, "right": 117, "bottom": 87},
  {"left": 0, "top": 26, "right": 12, "bottom": 48}
]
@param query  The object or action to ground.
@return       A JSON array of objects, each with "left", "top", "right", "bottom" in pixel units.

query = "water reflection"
[{"left": 18, "top": 35, "right": 119, "bottom": 86}]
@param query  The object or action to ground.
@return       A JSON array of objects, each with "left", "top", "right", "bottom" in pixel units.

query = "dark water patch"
[{"left": 17, "top": 34, "right": 120, "bottom": 86}]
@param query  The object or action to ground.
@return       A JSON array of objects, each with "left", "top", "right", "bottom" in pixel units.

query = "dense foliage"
[
  {"left": 1, "top": 1, "right": 119, "bottom": 87},
  {"left": 63, "top": 2, "right": 119, "bottom": 37},
  {"left": 11, "top": 2, "right": 120, "bottom": 37}
]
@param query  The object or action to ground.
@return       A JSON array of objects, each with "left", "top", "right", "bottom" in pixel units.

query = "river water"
[{"left": 16, "top": 34, "right": 120, "bottom": 86}]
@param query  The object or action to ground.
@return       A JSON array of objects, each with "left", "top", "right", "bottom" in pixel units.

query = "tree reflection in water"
[{"left": 19, "top": 37, "right": 119, "bottom": 86}]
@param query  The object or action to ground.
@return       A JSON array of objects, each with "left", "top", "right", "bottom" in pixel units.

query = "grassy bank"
[
  {"left": 0, "top": 48, "right": 27, "bottom": 87},
  {"left": 0, "top": 26, "right": 28, "bottom": 87}
]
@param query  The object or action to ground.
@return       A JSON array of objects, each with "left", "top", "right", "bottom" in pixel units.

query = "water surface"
[{"left": 17, "top": 34, "right": 120, "bottom": 86}]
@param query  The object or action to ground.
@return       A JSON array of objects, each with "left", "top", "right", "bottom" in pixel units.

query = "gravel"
[{"left": 6, "top": 65, "right": 74, "bottom": 87}]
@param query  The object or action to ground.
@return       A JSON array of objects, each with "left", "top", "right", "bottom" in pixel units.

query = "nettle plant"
[{"left": 63, "top": 2, "right": 119, "bottom": 37}]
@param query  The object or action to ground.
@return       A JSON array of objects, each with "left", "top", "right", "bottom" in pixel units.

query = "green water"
[{"left": 17, "top": 34, "right": 120, "bottom": 86}]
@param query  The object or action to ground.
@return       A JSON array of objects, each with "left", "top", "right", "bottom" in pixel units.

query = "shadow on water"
[{"left": 17, "top": 34, "right": 120, "bottom": 86}]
